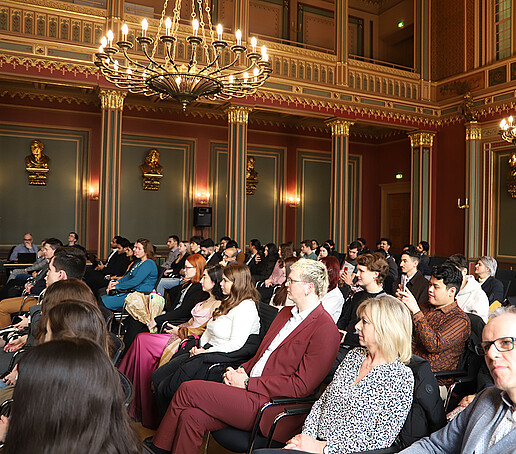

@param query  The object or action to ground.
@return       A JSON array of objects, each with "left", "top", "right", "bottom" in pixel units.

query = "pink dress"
[{"left": 118, "top": 302, "right": 213, "bottom": 428}]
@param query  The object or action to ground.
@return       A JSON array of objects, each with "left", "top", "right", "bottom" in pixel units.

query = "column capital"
[
  {"left": 226, "top": 106, "right": 253, "bottom": 124},
  {"left": 99, "top": 89, "right": 126, "bottom": 110},
  {"left": 408, "top": 131, "right": 436, "bottom": 147},
  {"left": 465, "top": 121, "right": 482, "bottom": 141},
  {"left": 326, "top": 119, "right": 354, "bottom": 136}
]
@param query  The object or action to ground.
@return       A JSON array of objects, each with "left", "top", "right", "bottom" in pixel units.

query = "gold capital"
[
  {"left": 99, "top": 90, "right": 126, "bottom": 110},
  {"left": 408, "top": 131, "right": 436, "bottom": 147},
  {"left": 226, "top": 106, "right": 252, "bottom": 124},
  {"left": 326, "top": 119, "right": 354, "bottom": 136},
  {"left": 465, "top": 121, "right": 482, "bottom": 141}
]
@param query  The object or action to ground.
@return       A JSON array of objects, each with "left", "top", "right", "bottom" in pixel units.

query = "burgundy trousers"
[{"left": 153, "top": 380, "right": 269, "bottom": 454}]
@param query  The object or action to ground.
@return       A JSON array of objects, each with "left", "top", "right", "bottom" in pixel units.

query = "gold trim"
[
  {"left": 99, "top": 90, "right": 126, "bottom": 110},
  {"left": 408, "top": 131, "right": 436, "bottom": 147},
  {"left": 465, "top": 121, "right": 482, "bottom": 141},
  {"left": 226, "top": 106, "right": 253, "bottom": 124},
  {"left": 326, "top": 119, "right": 354, "bottom": 136}
]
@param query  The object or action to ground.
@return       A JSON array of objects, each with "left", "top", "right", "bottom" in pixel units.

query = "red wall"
[{"left": 432, "top": 123, "right": 466, "bottom": 256}]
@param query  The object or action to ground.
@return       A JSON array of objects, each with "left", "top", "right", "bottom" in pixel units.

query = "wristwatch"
[{"left": 244, "top": 378, "right": 249, "bottom": 390}]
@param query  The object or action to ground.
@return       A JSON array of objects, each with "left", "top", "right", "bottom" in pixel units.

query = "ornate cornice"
[
  {"left": 226, "top": 106, "right": 253, "bottom": 124},
  {"left": 0, "top": 89, "right": 95, "bottom": 106},
  {"left": 408, "top": 131, "right": 436, "bottom": 147},
  {"left": 0, "top": 55, "right": 98, "bottom": 77},
  {"left": 465, "top": 121, "right": 482, "bottom": 141},
  {"left": 326, "top": 119, "right": 354, "bottom": 136},
  {"left": 99, "top": 90, "right": 125, "bottom": 110}
]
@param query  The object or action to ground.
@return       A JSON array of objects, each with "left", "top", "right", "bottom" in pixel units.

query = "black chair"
[
  {"left": 434, "top": 312, "right": 486, "bottom": 412},
  {"left": 117, "top": 369, "right": 134, "bottom": 409},
  {"left": 109, "top": 332, "right": 125, "bottom": 366},
  {"left": 495, "top": 269, "right": 516, "bottom": 297},
  {"left": 498, "top": 278, "right": 511, "bottom": 304}
]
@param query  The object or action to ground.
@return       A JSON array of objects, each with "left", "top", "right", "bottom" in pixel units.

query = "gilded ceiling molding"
[
  {"left": 11, "top": 0, "right": 107, "bottom": 17},
  {"left": 99, "top": 90, "right": 125, "bottom": 110},
  {"left": 0, "top": 55, "right": 98, "bottom": 77},
  {"left": 0, "top": 90, "right": 94, "bottom": 105},
  {"left": 465, "top": 121, "right": 482, "bottom": 141},
  {"left": 226, "top": 106, "right": 253, "bottom": 124},
  {"left": 407, "top": 131, "right": 436, "bottom": 147},
  {"left": 124, "top": 103, "right": 226, "bottom": 121}
]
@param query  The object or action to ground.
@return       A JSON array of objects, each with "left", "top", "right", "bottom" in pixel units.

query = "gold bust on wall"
[
  {"left": 246, "top": 156, "right": 259, "bottom": 195},
  {"left": 507, "top": 153, "right": 516, "bottom": 199},
  {"left": 25, "top": 140, "right": 50, "bottom": 185},
  {"left": 141, "top": 148, "right": 163, "bottom": 190}
]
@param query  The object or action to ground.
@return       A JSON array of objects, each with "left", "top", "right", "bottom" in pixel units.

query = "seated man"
[
  {"left": 0, "top": 238, "right": 63, "bottom": 327},
  {"left": 8, "top": 233, "right": 38, "bottom": 262},
  {"left": 395, "top": 246, "right": 430, "bottom": 306},
  {"left": 397, "top": 263, "right": 470, "bottom": 387},
  {"left": 379, "top": 237, "right": 398, "bottom": 295},
  {"left": 400, "top": 306, "right": 516, "bottom": 453},
  {"left": 200, "top": 238, "right": 221, "bottom": 265},
  {"left": 147, "top": 259, "right": 341, "bottom": 454},
  {"left": 416, "top": 240, "right": 432, "bottom": 276},
  {"left": 0, "top": 246, "right": 87, "bottom": 373},
  {"left": 220, "top": 246, "right": 238, "bottom": 266},
  {"left": 447, "top": 254, "right": 489, "bottom": 323}
]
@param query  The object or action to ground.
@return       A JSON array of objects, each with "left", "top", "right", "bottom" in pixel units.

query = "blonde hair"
[
  {"left": 357, "top": 295, "right": 412, "bottom": 364},
  {"left": 290, "top": 259, "right": 329, "bottom": 298}
]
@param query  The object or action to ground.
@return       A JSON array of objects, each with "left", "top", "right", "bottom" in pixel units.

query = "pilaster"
[
  {"left": 98, "top": 89, "right": 125, "bottom": 258},
  {"left": 328, "top": 119, "right": 353, "bottom": 251},
  {"left": 226, "top": 106, "right": 252, "bottom": 247},
  {"left": 408, "top": 131, "right": 435, "bottom": 247}
]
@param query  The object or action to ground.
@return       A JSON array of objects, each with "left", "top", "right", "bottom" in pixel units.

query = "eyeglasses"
[
  {"left": 184, "top": 265, "right": 195, "bottom": 269},
  {"left": 286, "top": 278, "right": 307, "bottom": 285},
  {"left": 475, "top": 337, "right": 516, "bottom": 356}
]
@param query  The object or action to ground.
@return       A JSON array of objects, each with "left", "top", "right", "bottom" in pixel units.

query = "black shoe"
[{"left": 142, "top": 437, "right": 170, "bottom": 454}]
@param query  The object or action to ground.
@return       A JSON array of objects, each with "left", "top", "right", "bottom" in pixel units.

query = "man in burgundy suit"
[{"left": 148, "top": 259, "right": 341, "bottom": 454}]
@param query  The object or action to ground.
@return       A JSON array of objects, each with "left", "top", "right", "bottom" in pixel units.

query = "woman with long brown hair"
[{"left": 151, "top": 263, "right": 261, "bottom": 419}]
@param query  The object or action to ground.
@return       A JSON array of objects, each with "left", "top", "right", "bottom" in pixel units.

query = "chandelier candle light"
[
  {"left": 499, "top": 116, "right": 516, "bottom": 198},
  {"left": 94, "top": 1, "right": 272, "bottom": 110}
]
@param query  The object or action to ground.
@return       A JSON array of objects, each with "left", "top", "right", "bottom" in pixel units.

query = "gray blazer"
[{"left": 401, "top": 387, "right": 516, "bottom": 453}]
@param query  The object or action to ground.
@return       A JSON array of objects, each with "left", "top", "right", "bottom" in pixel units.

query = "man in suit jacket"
[
  {"left": 400, "top": 307, "right": 516, "bottom": 453},
  {"left": 148, "top": 259, "right": 341, "bottom": 454},
  {"left": 395, "top": 246, "right": 430, "bottom": 306}
]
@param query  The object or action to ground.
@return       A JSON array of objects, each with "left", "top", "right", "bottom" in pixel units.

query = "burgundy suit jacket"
[{"left": 241, "top": 303, "right": 340, "bottom": 441}]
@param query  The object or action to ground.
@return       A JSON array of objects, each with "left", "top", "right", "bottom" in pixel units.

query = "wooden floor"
[{"left": 132, "top": 421, "right": 232, "bottom": 454}]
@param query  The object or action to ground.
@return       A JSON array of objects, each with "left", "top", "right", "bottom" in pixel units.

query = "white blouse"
[
  {"left": 321, "top": 287, "right": 345, "bottom": 323},
  {"left": 200, "top": 298, "right": 260, "bottom": 353}
]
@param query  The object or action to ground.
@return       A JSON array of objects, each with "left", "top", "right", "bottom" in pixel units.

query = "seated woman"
[
  {"left": 119, "top": 263, "right": 224, "bottom": 429},
  {"left": 279, "top": 295, "right": 414, "bottom": 454},
  {"left": 269, "top": 257, "right": 298, "bottom": 308},
  {"left": 317, "top": 243, "right": 331, "bottom": 261},
  {"left": 152, "top": 263, "right": 261, "bottom": 417},
  {"left": 122, "top": 254, "right": 207, "bottom": 352},
  {"left": 101, "top": 238, "right": 158, "bottom": 310},
  {"left": 319, "top": 256, "right": 345, "bottom": 323},
  {"left": 252, "top": 243, "right": 279, "bottom": 283},
  {"left": 0, "top": 339, "right": 142, "bottom": 454},
  {"left": 475, "top": 256, "right": 504, "bottom": 306}
]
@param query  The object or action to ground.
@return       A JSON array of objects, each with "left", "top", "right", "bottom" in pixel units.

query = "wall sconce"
[
  {"left": 196, "top": 192, "right": 211, "bottom": 205},
  {"left": 457, "top": 198, "right": 469, "bottom": 209},
  {"left": 88, "top": 184, "right": 99, "bottom": 201},
  {"left": 287, "top": 194, "right": 300, "bottom": 207}
]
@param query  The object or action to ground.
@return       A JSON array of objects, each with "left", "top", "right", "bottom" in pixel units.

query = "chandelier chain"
[{"left": 152, "top": 0, "right": 171, "bottom": 59}]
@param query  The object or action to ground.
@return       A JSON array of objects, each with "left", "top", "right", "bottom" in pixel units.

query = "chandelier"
[
  {"left": 500, "top": 116, "right": 516, "bottom": 144},
  {"left": 94, "top": 0, "right": 272, "bottom": 110}
]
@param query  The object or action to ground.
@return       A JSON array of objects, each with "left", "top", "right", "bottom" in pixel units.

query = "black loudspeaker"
[{"left": 194, "top": 206, "right": 212, "bottom": 227}]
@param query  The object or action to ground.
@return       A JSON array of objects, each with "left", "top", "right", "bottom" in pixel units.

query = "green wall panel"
[
  {"left": 297, "top": 152, "right": 331, "bottom": 244},
  {"left": 120, "top": 136, "right": 193, "bottom": 244},
  {"left": 0, "top": 127, "right": 86, "bottom": 246},
  {"left": 497, "top": 151, "right": 516, "bottom": 258},
  {"left": 211, "top": 144, "right": 227, "bottom": 242}
]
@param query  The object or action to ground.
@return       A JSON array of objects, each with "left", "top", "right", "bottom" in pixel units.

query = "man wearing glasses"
[
  {"left": 400, "top": 306, "right": 516, "bottom": 453},
  {"left": 8, "top": 233, "right": 38, "bottom": 262}
]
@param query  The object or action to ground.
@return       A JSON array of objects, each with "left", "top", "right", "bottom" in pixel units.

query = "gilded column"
[
  {"left": 328, "top": 119, "right": 353, "bottom": 251},
  {"left": 408, "top": 131, "right": 435, "bottom": 247},
  {"left": 334, "top": 0, "right": 348, "bottom": 85},
  {"left": 465, "top": 121, "right": 482, "bottom": 260},
  {"left": 98, "top": 89, "right": 125, "bottom": 258},
  {"left": 226, "top": 106, "right": 252, "bottom": 247}
]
